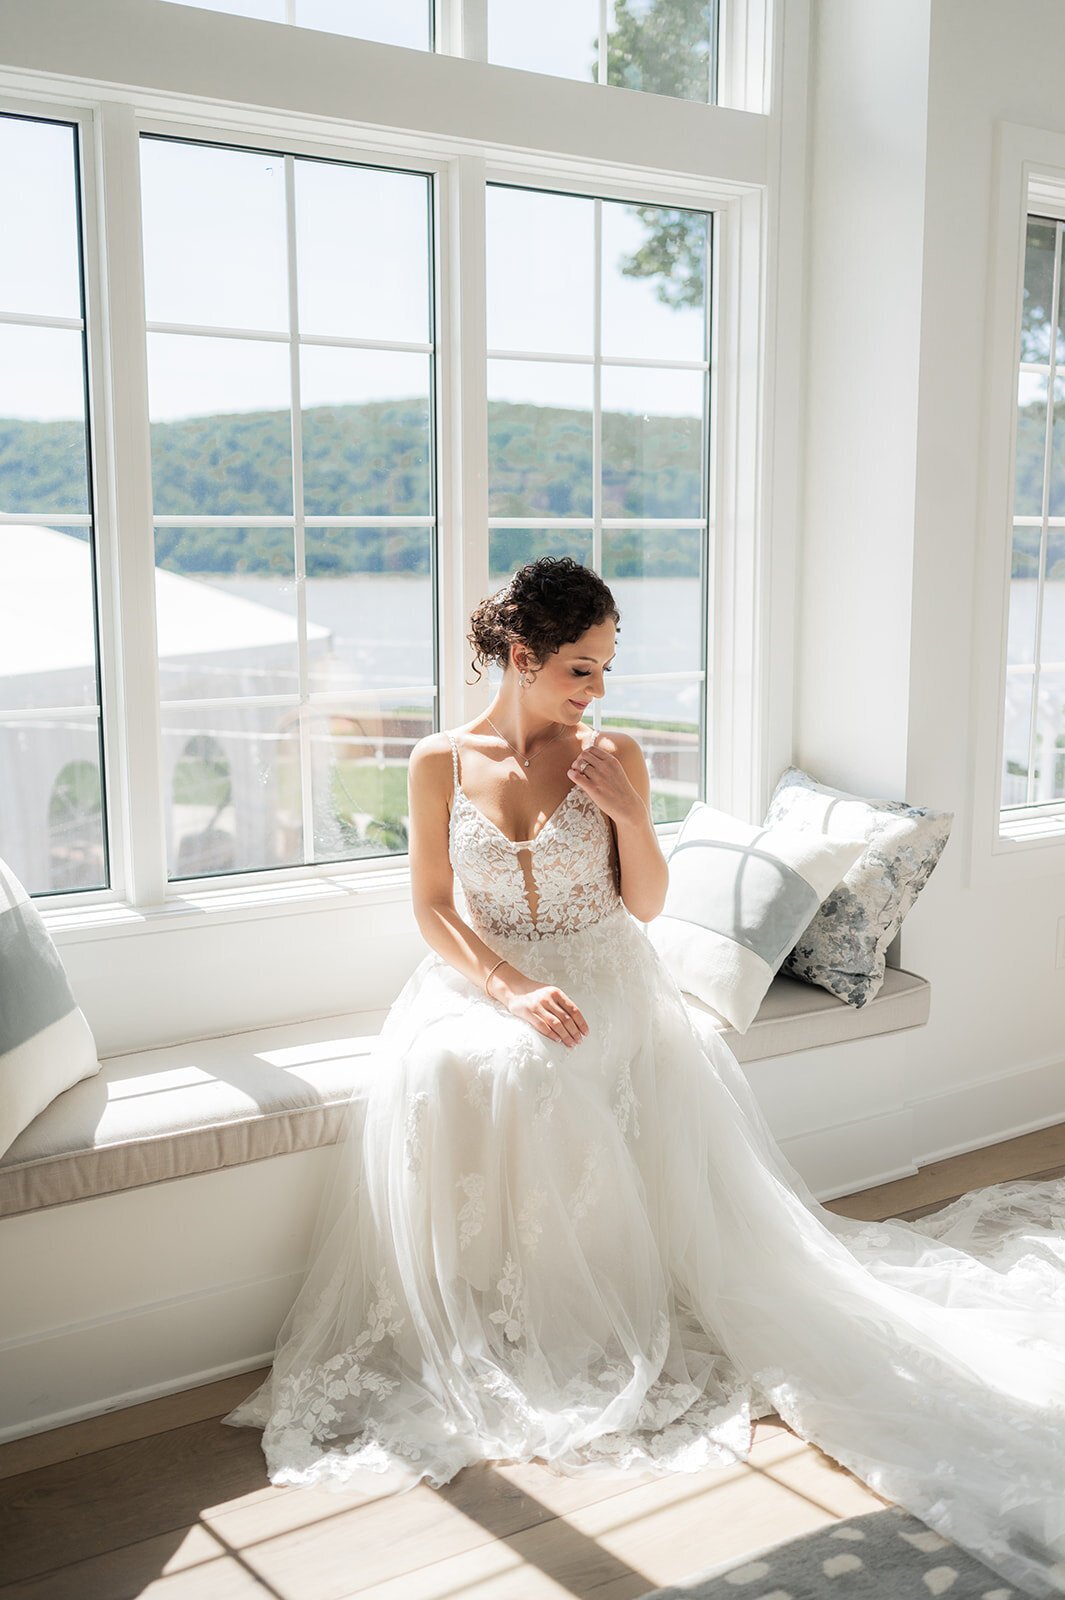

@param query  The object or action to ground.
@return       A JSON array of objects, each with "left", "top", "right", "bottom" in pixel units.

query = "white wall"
[
  {"left": 800, "top": 0, "right": 1065, "bottom": 1159},
  {"left": 798, "top": 0, "right": 931, "bottom": 799}
]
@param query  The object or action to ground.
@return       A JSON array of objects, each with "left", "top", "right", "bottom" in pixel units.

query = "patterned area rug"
[{"left": 639, "top": 1506, "right": 1020, "bottom": 1599}]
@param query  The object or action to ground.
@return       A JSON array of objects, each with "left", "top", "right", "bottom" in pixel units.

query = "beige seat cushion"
[
  {"left": 0, "top": 970, "right": 929, "bottom": 1219},
  {"left": 689, "top": 965, "right": 930, "bottom": 1061},
  {"left": 0, "top": 1010, "right": 389, "bottom": 1219}
]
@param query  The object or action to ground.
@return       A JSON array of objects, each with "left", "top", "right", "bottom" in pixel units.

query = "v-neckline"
[{"left": 453, "top": 782, "right": 581, "bottom": 849}]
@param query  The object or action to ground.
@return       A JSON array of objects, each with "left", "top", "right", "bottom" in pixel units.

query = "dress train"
[{"left": 223, "top": 747, "right": 1065, "bottom": 1598}]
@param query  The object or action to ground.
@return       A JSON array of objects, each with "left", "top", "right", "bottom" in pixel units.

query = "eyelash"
[{"left": 573, "top": 667, "right": 613, "bottom": 677}]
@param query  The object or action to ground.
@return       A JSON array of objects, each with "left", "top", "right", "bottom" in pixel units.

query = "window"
[
  {"left": 160, "top": 0, "right": 433, "bottom": 50},
  {"left": 485, "top": 184, "right": 710, "bottom": 821},
  {"left": 488, "top": 0, "right": 718, "bottom": 103},
  {"left": 0, "top": 112, "right": 107, "bottom": 895},
  {"left": 140, "top": 138, "right": 435, "bottom": 878},
  {"left": 0, "top": 0, "right": 769, "bottom": 909},
  {"left": 1002, "top": 215, "right": 1065, "bottom": 820},
  {"left": 160, "top": 0, "right": 718, "bottom": 104}
]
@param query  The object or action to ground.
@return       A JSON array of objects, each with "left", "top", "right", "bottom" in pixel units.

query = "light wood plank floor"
[{"left": 2, "top": 1121, "right": 1063, "bottom": 1600}]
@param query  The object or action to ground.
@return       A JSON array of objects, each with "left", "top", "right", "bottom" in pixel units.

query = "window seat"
[{"left": 0, "top": 968, "right": 929, "bottom": 1222}]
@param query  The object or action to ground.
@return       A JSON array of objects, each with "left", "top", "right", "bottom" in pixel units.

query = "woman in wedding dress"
[{"left": 224, "top": 558, "right": 1065, "bottom": 1598}]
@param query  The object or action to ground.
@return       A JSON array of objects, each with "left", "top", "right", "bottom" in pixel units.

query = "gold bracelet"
[{"left": 484, "top": 958, "right": 507, "bottom": 996}]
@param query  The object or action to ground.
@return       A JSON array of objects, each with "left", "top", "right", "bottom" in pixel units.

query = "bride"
[{"left": 224, "top": 557, "right": 1065, "bottom": 1598}]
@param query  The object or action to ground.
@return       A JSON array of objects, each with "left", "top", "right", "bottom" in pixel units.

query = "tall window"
[
  {"left": 485, "top": 185, "right": 710, "bottom": 822},
  {"left": 0, "top": 113, "right": 107, "bottom": 895},
  {"left": 159, "top": 0, "right": 432, "bottom": 49},
  {"left": 1003, "top": 216, "right": 1065, "bottom": 816},
  {"left": 489, "top": 0, "right": 718, "bottom": 103},
  {"left": 159, "top": 0, "right": 717, "bottom": 104},
  {"left": 0, "top": 0, "right": 757, "bottom": 902},
  {"left": 141, "top": 138, "right": 435, "bottom": 878}
]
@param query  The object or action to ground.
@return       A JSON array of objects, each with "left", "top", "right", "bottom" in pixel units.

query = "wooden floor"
[{"left": 2, "top": 1121, "right": 1064, "bottom": 1600}]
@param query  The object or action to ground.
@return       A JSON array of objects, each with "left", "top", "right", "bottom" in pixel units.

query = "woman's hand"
[
  {"left": 567, "top": 737, "right": 644, "bottom": 828},
  {"left": 488, "top": 965, "right": 589, "bottom": 1048},
  {"left": 567, "top": 731, "right": 669, "bottom": 922}
]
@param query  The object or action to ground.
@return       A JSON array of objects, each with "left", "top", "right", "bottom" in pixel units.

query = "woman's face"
[{"left": 517, "top": 618, "right": 616, "bottom": 723}]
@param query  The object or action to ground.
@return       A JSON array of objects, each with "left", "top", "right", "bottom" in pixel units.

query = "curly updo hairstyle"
[{"left": 467, "top": 557, "right": 620, "bottom": 681}]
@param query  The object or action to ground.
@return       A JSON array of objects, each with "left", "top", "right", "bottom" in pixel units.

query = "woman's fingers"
[
  {"left": 543, "top": 992, "right": 588, "bottom": 1046},
  {"left": 541, "top": 1007, "right": 578, "bottom": 1046},
  {"left": 504, "top": 980, "right": 589, "bottom": 1047}
]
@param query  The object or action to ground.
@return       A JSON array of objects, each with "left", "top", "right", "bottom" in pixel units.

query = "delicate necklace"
[{"left": 485, "top": 716, "right": 569, "bottom": 770}]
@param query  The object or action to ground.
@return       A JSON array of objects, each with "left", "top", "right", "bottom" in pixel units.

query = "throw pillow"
[
  {"left": 764, "top": 767, "right": 953, "bottom": 1008},
  {"left": 0, "top": 854, "right": 99, "bottom": 1160},
  {"left": 647, "top": 804, "right": 867, "bottom": 1032}
]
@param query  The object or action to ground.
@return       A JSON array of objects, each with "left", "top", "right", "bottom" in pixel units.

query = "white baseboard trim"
[
  {"left": 781, "top": 1108, "right": 918, "bottom": 1202},
  {"left": 0, "top": 1268, "right": 299, "bottom": 1441},
  {"left": 0, "top": 1349, "right": 274, "bottom": 1445},
  {"left": 910, "top": 1051, "right": 1065, "bottom": 1165}
]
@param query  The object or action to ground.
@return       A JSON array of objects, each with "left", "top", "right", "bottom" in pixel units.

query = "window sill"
[
  {"left": 997, "top": 804, "right": 1065, "bottom": 847},
  {"left": 39, "top": 861, "right": 414, "bottom": 945},
  {"left": 38, "top": 817, "right": 686, "bottom": 946}
]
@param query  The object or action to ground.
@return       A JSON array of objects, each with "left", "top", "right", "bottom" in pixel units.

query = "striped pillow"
[
  {"left": 648, "top": 805, "right": 866, "bottom": 1032},
  {"left": 0, "top": 855, "right": 99, "bottom": 1160}
]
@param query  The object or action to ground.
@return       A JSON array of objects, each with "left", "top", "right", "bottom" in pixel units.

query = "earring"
[{"left": 519, "top": 671, "right": 527, "bottom": 689}]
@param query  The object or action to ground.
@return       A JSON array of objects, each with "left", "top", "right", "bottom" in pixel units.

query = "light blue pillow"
[
  {"left": 0, "top": 854, "right": 99, "bottom": 1159},
  {"left": 648, "top": 804, "right": 866, "bottom": 1031}
]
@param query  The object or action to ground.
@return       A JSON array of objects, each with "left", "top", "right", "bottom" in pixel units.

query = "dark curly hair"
[{"left": 467, "top": 557, "right": 620, "bottom": 681}]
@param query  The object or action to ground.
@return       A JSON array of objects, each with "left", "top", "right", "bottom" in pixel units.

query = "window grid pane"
[
  {"left": 159, "top": 0, "right": 717, "bottom": 103},
  {"left": 159, "top": 0, "right": 433, "bottom": 49},
  {"left": 1003, "top": 216, "right": 1065, "bottom": 814},
  {"left": 0, "top": 114, "right": 108, "bottom": 896},
  {"left": 486, "top": 184, "right": 710, "bottom": 824},
  {"left": 487, "top": 0, "right": 719, "bottom": 104},
  {"left": 141, "top": 136, "right": 436, "bottom": 879}
]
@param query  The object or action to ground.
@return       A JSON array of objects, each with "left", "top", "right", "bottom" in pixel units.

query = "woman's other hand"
[{"left": 488, "top": 965, "right": 589, "bottom": 1048}]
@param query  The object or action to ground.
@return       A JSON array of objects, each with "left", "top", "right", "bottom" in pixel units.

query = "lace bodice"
[{"left": 446, "top": 731, "right": 621, "bottom": 940}]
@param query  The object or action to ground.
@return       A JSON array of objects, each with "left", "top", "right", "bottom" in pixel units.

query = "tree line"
[{"left": 1, "top": 400, "right": 705, "bottom": 578}]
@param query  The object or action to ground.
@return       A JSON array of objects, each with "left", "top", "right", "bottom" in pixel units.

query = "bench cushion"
[{"left": 0, "top": 969, "right": 929, "bottom": 1220}]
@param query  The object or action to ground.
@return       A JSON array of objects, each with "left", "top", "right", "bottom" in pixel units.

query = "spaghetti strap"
[{"left": 445, "top": 731, "right": 460, "bottom": 794}]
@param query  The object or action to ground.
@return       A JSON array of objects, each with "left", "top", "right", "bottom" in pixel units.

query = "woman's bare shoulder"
[
  {"left": 589, "top": 728, "right": 643, "bottom": 763},
  {"left": 408, "top": 731, "right": 455, "bottom": 791}
]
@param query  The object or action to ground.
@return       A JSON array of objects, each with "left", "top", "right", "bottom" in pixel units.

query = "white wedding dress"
[{"left": 223, "top": 733, "right": 1065, "bottom": 1598}]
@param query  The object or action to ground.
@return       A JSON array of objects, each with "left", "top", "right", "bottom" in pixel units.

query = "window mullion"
[
  {"left": 283, "top": 153, "right": 314, "bottom": 864},
  {"left": 592, "top": 195, "right": 603, "bottom": 734},
  {"left": 457, "top": 0, "right": 487, "bottom": 62},
  {"left": 444, "top": 155, "right": 489, "bottom": 726},
  {"left": 95, "top": 101, "right": 168, "bottom": 905},
  {"left": 1027, "top": 222, "right": 1062, "bottom": 804}
]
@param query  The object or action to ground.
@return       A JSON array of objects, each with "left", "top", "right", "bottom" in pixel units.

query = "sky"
[{"left": 0, "top": 113, "right": 707, "bottom": 428}]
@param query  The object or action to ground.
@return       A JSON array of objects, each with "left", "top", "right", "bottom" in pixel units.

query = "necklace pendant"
[{"left": 523, "top": 758, "right": 530, "bottom": 768}]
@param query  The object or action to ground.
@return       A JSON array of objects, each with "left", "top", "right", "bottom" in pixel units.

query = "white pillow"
[
  {"left": 0, "top": 854, "right": 99, "bottom": 1160},
  {"left": 648, "top": 804, "right": 866, "bottom": 1032}
]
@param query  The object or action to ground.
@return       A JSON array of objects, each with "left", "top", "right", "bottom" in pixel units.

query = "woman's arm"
[
  {"left": 567, "top": 732, "right": 669, "bottom": 922},
  {"left": 407, "top": 736, "right": 588, "bottom": 1046},
  {"left": 407, "top": 736, "right": 504, "bottom": 988}
]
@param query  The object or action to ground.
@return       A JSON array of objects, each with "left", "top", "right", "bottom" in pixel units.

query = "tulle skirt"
[{"left": 222, "top": 905, "right": 1065, "bottom": 1597}]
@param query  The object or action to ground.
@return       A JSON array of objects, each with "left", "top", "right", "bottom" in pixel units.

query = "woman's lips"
[{"left": 570, "top": 701, "right": 589, "bottom": 712}]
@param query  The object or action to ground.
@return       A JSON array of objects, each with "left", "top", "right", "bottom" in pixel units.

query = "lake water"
[{"left": 203, "top": 573, "right": 705, "bottom": 725}]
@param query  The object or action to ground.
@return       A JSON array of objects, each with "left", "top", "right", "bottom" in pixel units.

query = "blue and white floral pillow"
[{"left": 763, "top": 768, "right": 953, "bottom": 1008}]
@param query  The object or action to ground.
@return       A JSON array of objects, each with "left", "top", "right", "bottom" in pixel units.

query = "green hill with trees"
[{"left": 1, "top": 399, "right": 705, "bottom": 578}]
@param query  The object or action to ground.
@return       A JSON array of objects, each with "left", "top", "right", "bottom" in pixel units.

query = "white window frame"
[
  {"left": 0, "top": 0, "right": 775, "bottom": 942},
  {"left": 973, "top": 120, "right": 1065, "bottom": 882}
]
